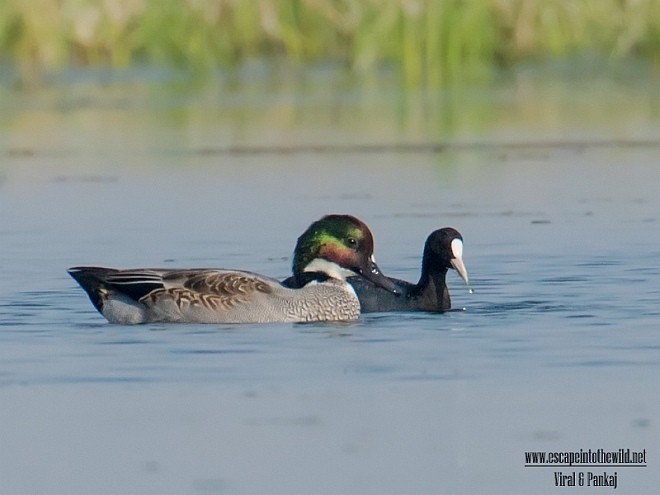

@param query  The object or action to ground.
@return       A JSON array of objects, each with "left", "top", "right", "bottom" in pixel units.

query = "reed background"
[{"left": 1, "top": 0, "right": 659, "bottom": 85}]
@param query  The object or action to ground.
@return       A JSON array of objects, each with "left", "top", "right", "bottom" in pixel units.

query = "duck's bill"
[
  {"left": 450, "top": 256, "right": 469, "bottom": 285},
  {"left": 357, "top": 258, "right": 399, "bottom": 294}
]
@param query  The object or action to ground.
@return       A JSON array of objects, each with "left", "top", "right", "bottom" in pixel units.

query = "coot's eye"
[{"left": 347, "top": 237, "right": 358, "bottom": 248}]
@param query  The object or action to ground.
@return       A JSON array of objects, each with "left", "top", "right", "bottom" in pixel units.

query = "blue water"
[{"left": 1, "top": 71, "right": 659, "bottom": 494}]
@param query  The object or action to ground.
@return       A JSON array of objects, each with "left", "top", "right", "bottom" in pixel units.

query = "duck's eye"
[{"left": 346, "top": 237, "right": 358, "bottom": 248}]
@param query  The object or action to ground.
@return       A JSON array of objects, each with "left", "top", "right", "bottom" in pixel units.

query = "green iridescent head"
[{"left": 291, "top": 214, "right": 398, "bottom": 293}]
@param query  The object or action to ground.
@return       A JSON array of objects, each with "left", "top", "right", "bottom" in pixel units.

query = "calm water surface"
[{"left": 1, "top": 68, "right": 659, "bottom": 494}]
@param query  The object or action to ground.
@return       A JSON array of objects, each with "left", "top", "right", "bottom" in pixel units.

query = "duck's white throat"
[{"left": 303, "top": 258, "right": 355, "bottom": 280}]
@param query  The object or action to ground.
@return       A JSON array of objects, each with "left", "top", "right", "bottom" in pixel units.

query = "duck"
[
  {"left": 68, "top": 214, "right": 398, "bottom": 324},
  {"left": 347, "top": 227, "right": 469, "bottom": 313}
]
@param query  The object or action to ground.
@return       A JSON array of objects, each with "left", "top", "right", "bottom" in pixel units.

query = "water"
[{"left": 1, "top": 67, "right": 660, "bottom": 494}]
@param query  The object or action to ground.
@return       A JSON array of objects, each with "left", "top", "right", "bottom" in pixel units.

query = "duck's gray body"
[{"left": 69, "top": 267, "right": 360, "bottom": 324}]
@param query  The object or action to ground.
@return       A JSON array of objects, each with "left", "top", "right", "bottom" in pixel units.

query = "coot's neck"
[{"left": 412, "top": 247, "right": 451, "bottom": 311}]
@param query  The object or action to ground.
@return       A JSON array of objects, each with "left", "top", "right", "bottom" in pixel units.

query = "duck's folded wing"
[
  {"left": 68, "top": 267, "right": 166, "bottom": 310},
  {"left": 141, "top": 269, "right": 276, "bottom": 311},
  {"left": 70, "top": 267, "right": 276, "bottom": 307},
  {"left": 69, "top": 267, "right": 282, "bottom": 323},
  {"left": 99, "top": 269, "right": 167, "bottom": 300}
]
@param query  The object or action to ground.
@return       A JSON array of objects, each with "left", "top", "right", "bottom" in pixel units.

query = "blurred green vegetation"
[{"left": 1, "top": 0, "right": 659, "bottom": 86}]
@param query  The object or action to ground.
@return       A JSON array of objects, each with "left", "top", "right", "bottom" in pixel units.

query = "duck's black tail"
[{"left": 68, "top": 266, "right": 119, "bottom": 313}]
